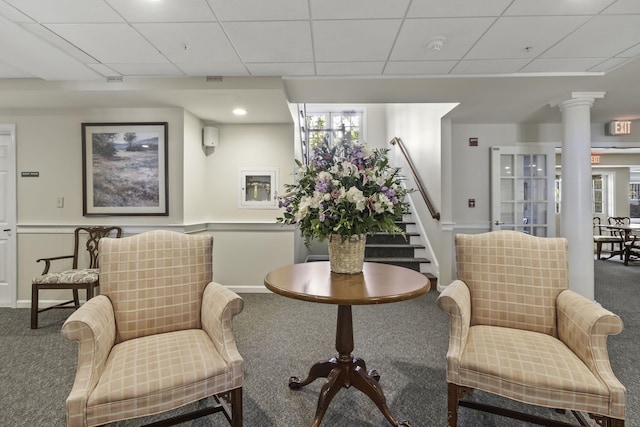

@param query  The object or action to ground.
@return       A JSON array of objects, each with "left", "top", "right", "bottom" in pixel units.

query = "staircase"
[{"left": 364, "top": 221, "right": 436, "bottom": 291}]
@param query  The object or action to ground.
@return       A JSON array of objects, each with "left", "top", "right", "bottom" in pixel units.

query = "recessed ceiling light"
[{"left": 233, "top": 108, "right": 247, "bottom": 116}]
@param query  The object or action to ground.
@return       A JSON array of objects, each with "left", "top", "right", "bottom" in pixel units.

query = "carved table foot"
[{"left": 290, "top": 356, "right": 407, "bottom": 427}]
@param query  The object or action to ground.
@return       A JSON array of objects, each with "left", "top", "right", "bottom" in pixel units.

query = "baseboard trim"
[{"left": 17, "top": 285, "right": 271, "bottom": 308}]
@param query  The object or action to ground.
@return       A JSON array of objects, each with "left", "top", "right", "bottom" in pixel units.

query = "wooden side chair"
[
  {"left": 30, "top": 226, "right": 122, "bottom": 329},
  {"left": 593, "top": 217, "right": 623, "bottom": 259}
]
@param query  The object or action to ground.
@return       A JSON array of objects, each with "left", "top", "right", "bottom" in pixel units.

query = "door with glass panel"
[{"left": 491, "top": 146, "right": 556, "bottom": 237}]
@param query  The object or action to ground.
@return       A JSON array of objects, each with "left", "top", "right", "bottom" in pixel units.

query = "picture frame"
[
  {"left": 239, "top": 167, "right": 279, "bottom": 209},
  {"left": 82, "top": 122, "right": 169, "bottom": 216}
]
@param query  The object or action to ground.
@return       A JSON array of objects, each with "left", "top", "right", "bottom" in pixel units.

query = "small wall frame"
[{"left": 239, "top": 168, "right": 278, "bottom": 209}]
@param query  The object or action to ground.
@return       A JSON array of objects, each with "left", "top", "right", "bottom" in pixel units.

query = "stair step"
[
  {"left": 365, "top": 244, "right": 425, "bottom": 258},
  {"left": 366, "top": 232, "right": 419, "bottom": 245},
  {"left": 364, "top": 257, "right": 430, "bottom": 272}
]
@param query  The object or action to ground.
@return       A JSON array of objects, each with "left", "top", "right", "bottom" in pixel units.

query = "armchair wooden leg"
[
  {"left": 447, "top": 383, "right": 459, "bottom": 427},
  {"left": 231, "top": 387, "right": 243, "bottom": 427}
]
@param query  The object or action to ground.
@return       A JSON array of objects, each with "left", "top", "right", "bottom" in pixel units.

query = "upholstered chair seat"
[{"left": 33, "top": 268, "right": 99, "bottom": 284}]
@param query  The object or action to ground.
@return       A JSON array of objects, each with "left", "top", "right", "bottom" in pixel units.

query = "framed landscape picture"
[{"left": 82, "top": 122, "right": 169, "bottom": 216}]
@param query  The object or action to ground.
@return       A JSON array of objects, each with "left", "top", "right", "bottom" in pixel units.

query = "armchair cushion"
[
  {"left": 460, "top": 325, "right": 611, "bottom": 414},
  {"left": 86, "top": 329, "right": 234, "bottom": 426}
]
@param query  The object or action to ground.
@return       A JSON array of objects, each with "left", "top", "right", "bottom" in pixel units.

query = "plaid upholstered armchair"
[
  {"left": 62, "top": 230, "right": 244, "bottom": 427},
  {"left": 438, "top": 230, "right": 625, "bottom": 427}
]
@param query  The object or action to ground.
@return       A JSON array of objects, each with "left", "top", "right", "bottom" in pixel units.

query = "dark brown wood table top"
[{"left": 264, "top": 261, "right": 430, "bottom": 306}]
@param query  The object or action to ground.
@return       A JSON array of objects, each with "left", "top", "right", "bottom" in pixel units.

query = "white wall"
[{"left": 385, "top": 103, "right": 457, "bottom": 287}]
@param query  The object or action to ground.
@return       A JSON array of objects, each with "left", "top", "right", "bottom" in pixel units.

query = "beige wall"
[
  {"left": 3, "top": 107, "right": 296, "bottom": 306},
  {"left": 205, "top": 123, "right": 294, "bottom": 221}
]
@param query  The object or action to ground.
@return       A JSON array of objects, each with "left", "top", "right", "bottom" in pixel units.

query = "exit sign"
[{"left": 605, "top": 120, "right": 632, "bottom": 135}]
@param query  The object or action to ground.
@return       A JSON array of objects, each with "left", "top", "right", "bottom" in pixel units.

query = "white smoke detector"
[{"left": 426, "top": 36, "right": 447, "bottom": 52}]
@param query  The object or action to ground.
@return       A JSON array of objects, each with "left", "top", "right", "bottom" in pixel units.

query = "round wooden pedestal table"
[{"left": 264, "top": 261, "right": 430, "bottom": 427}]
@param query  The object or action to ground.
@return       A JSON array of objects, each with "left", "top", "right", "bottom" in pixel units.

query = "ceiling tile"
[
  {"left": 247, "top": 63, "right": 315, "bottom": 76},
  {"left": 0, "top": 1, "right": 34, "bottom": 22},
  {"left": 316, "top": 62, "right": 385, "bottom": 76},
  {"left": 520, "top": 58, "right": 606, "bottom": 73},
  {"left": 390, "top": 18, "right": 494, "bottom": 61},
  {"left": 107, "top": 0, "right": 216, "bottom": 22},
  {"left": 407, "top": 0, "right": 511, "bottom": 17},
  {"left": 504, "top": 0, "right": 616, "bottom": 15},
  {"left": 20, "top": 23, "right": 98, "bottom": 63},
  {"left": 0, "top": 59, "right": 33, "bottom": 78},
  {"left": 310, "top": 0, "right": 410, "bottom": 19},
  {"left": 602, "top": 0, "right": 640, "bottom": 14},
  {"left": 618, "top": 43, "right": 640, "bottom": 58},
  {"left": 0, "top": 14, "right": 103, "bottom": 80},
  {"left": 313, "top": 19, "right": 402, "bottom": 62},
  {"left": 223, "top": 21, "right": 313, "bottom": 63},
  {"left": 451, "top": 59, "right": 532, "bottom": 74},
  {"left": 177, "top": 62, "right": 249, "bottom": 76},
  {"left": 46, "top": 23, "right": 169, "bottom": 63},
  {"left": 4, "top": 0, "right": 123, "bottom": 23},
  {"left": 383, "top": 61, "right": 457, "bottom": 75},
  {"left": 466, "top": 16, "right": 590, "bottom": 60},
  {"left": 134, "top": 23, "right": 240, "bottom": 64},
  {"left": 107, "top": 63, "right": 184, "bottom": 76},
  {"left": 86, "top": 63, "right": 120, "bottom": 77},
  {"left": 206, "top": 0, "right": 308, "bottom": 21},
  {"left": 588, "top": 57, "right": 631, "bottom": 72},
  {"left": 542, "top": 15, "right": 640, "bottom": 58}
]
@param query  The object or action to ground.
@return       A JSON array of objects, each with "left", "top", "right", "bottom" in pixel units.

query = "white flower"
[{"left": 345, "top": 186, "right": 367, "bottom": 211}]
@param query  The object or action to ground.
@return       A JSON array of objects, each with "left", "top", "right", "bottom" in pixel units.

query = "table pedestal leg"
[{"left": 288, "top": 305, "right": 410, "bottom": 427}]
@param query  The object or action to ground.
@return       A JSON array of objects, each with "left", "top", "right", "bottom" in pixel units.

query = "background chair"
[
  {"left": 62, "top": 230, "right": 244, "bottom": 427},
  {"left": 438, "top": 230, "right": 625, "bottom": 427},
  {"left": 31, "top": 226, "right": 122, "bottom": 329},
  {"left": 593, "top": 217, "right": 623, "bottom": 259}
]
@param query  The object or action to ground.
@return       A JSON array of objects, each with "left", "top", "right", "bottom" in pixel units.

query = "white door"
[
  {"left": 491, "top": 146, "right": 556, "bottom": 237},
  {"left": 0, "top": 125, "right": 16, "bottom": 307}
]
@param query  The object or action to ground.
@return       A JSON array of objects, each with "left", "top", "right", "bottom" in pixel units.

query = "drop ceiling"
[{"left": 0, "top": 0, "right": 640, "bottom": 125}]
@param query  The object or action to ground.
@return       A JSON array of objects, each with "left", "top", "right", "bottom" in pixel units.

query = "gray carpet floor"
[{"left": 1, "top": 258, "right": 637, "bottom": 427}]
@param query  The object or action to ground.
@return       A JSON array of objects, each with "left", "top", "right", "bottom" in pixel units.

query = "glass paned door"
[{"left": 491, "top": 146, "right": 556, "bottom": 237}]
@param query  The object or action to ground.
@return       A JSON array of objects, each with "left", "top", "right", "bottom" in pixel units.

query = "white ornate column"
[{"left": 550, "top": 92, "right": 604, "bottom": 300}]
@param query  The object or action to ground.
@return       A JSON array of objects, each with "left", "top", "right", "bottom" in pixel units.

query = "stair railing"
[{"left": 389, "top": 137, "right": 441, "bottom": 221}]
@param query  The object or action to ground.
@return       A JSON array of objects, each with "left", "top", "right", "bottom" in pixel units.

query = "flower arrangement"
[{"left": 277, "top": 137, "right": 412, "bottom": 247}]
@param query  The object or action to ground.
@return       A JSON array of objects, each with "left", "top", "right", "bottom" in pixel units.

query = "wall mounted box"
[{"left": 202, "top": 126, "right": 218, "bottom": 147}]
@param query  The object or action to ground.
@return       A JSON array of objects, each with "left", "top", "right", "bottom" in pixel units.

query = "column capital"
[{"left": 549, "top": 92, "right": 605, "bottom": 111}]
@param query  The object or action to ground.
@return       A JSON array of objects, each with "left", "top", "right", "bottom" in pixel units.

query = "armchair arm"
[
  {"left": 436, "top": 280, "right": 472, "bottom": 383},
  {"left": 557, "top": 290, "right": 625, "bottom": 417},
  {"left": 36, "top": 255, "right": 74, "bottom": 274},
  {"left": 201, "top": 282, "right": 245, "bottom": 372},
  {"left": 61, "top": 295, "right": 116, "bottom": 427}
]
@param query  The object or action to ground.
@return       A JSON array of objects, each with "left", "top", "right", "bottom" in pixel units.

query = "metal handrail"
[{"left": 389, "top": 137, "right": 440, "bottom": 221}]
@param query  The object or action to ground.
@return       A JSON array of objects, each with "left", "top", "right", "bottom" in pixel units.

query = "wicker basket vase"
[{"left": 328, "top": 234, "right": 366, "bottom": 274}]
